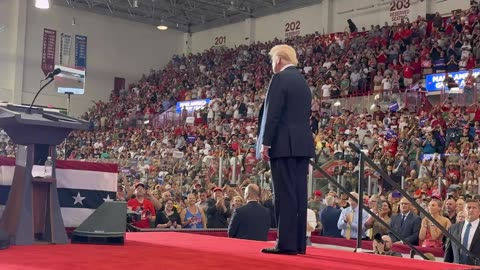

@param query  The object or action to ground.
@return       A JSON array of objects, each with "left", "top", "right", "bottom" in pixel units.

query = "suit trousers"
[{"left": 270, "top": 157, "right": 309, "bottom": 252}]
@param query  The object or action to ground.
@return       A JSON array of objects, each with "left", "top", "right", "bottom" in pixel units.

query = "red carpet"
[{"left": 0, "top": 232, "right": 470, "bottom": 270}]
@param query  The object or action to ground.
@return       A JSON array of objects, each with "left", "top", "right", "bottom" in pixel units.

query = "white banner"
[
  {"left": 60, "top": 33, "right": 72, "bottom": 65},
  {"left": 389, "top": 0, "right": 411, "bottom": 24}
]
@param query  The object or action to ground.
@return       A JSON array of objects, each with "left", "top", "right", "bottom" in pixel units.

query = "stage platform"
[{"left": 0, "top": 232, "right": 473, "bottom": 270}]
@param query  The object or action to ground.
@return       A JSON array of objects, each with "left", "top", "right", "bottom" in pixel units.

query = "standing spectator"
[
  {"left": 228, "top": 184, "right": 270, "bottom": 241},
  {"left": 337, "top": 192, "right": 370, "bottom": 240},
  {"left": 444, "top": 199, "right": 480, "bottom": 265},
  {"left": 321, "top": 195, "right": 342, "bottom": 238},
  {"left": 419, "top": 199, "right": 452, "bottom": 248},
  {"left": 127, "top": 183, "right": 156, "bottom": 228},
  {"left": 206, "top": 187, "right": 231, "bottom": 228},
  {"left": 389, "top": 197, "right": 422, "bottom": 245}
]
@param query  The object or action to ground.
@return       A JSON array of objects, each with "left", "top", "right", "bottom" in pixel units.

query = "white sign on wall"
[
  {"left": 284, "top": 20, "right": 301, "bottom": 38},
  {"left": 389, "top": 0, "right": 411, "bottom": 23}
]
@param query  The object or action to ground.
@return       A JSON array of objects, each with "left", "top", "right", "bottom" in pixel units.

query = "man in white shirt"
[
  {"left": 307, "top": 208, "right": 317, "bottom": 246},
  {"left": 337, "top": 192, "right": 370, "bottom": 239},
  {"left": 445, "top": 199, "right": 480, "bottom": 265}
]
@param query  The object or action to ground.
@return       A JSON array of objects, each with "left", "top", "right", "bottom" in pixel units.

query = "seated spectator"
[
  {"left": 389, "top": 197, "right": 421, "bottom": 245},
  {"left": 321, "top": 195, "right": 342, "bottom": 238},
  {"left": 180, "top": 193, "right": 207, "bottom": 229},
  {"left": 337, "top": 192, "right": 370, "bottom": 240},
  {"left": 155, "top": 198, "right": 182, "bottom": 229},
  {"left": 419, "top": 198, "right": 452, "bottom": 248},
  {"left": 127, "top": 183, "right": 156, "bottom": 228},
  {"left": 372, "top": 234, "right": 402, "bottom": 257},
  {"left": 228, "top": 184, "right": 270, "bottom": 241}
]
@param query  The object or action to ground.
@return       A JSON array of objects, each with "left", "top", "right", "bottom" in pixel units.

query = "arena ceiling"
[{"left": 53, "top": 0, "right": 323, "bottom": 33}]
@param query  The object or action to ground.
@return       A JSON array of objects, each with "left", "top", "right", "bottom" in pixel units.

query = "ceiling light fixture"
[
  {"left": 157, "top": 19, "right": 168, "bottom": 30},
  {"left": 35, "top": 0, "right": 50, "bottom": 9}
]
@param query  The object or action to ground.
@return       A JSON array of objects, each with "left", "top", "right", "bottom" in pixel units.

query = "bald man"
[
  {"left": 228, "top": 184, "right": 271, "bottom": 241},
  {"left": 257, "top": 44, "right": 315, "bottom": 255}
]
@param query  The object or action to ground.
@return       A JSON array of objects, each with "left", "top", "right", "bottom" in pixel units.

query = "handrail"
[
  {"left": 348, "top": 142, "right": 480, "bottom": 264},
  {"left": 309, "top": 158, "right": 430, "bottom": 260}
]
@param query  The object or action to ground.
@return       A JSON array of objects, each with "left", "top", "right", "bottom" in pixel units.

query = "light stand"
[{"left": 63, "top": 91, "right": 74, "bottom": 160}]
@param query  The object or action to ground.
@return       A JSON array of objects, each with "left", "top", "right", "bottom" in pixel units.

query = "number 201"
[
  {"left": 390, "top": 0, "right": 410, "bottom": 11},
  {"left": 215, "top": 36, "right": 226, "bottom": 45},
  {"left": 285, "top": 21, "right": 301, "bottom": 32}
]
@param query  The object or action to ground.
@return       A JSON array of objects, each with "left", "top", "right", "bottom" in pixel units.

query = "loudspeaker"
[
  {"left": 71, "top": 201, "right": 127, "bottom": 245},
  {"left": 0, "top": 230, "right": 9, "bottom": 250}
]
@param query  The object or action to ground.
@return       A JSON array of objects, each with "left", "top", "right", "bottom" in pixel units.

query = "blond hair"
[{"left": 269, "top": 44, "right": 298, "bottom": 66}]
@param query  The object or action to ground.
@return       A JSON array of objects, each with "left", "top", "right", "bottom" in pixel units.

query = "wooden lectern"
[{"left": 0, "top": 104, "right": 90, "bottom": 245}]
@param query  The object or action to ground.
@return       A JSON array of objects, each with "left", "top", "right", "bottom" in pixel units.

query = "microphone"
[
  {"left": 43, "top": 68, "right": 62, "bottom": 81},
  {"left": 27, "top": 68, "right": 62, "bottom": 114}
]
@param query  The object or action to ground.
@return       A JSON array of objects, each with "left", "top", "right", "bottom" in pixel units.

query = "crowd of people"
[{"left": 2, "top": 0, "right": 480, "bottom": 263}]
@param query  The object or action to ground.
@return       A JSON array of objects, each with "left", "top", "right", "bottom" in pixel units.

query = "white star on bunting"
[
  {"left": 72, "top": 192, "right": 86, "bottom": 206},
  {"left": 103, "top": 195, "right": 113, "bottom": 202}
]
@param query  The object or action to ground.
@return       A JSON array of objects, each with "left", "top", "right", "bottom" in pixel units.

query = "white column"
[
  {"left": 244, "top": 17, "right": 255, "bottom": 45},
  {"left": 413, "top": 0, "right": 428, "bottom": 19},
  {"left": 183, "top": 32, "right": 192, "bottom": 55},
  {"left": 0, "top": 0, "right": 27, "bottom": 104},
  {"left": 322, "top": 0, "right": 333, "bottom": 34}
]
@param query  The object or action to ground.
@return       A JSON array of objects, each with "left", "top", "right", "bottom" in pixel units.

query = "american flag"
[{"left": 0, "top": 157, "right": 117, "bottom": 228}]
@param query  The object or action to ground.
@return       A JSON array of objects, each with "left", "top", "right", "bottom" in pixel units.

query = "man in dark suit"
[
  {"left": 388, "top": 197, "right": 421, "bottom": 245},
  {"left": 320, "top": 195, "right": 342, "bottom": 238},
  {"left": 445, "top": 199, "right": 480, "bottom": 265},
  {"left": 257, "top": 44, "right": 315, "bottom": 255},
  {"left": 228, "top": 184, "right": 270, "bottom": 241}
]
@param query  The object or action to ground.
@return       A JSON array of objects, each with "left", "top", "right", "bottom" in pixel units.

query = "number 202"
[{"left": 285, "top": 21, "right": 301, "bottom": 32}]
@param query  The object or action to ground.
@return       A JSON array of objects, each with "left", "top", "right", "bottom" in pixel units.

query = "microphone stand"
[{"left": 27, "top": 77, "right": 54, "bottom": 114}]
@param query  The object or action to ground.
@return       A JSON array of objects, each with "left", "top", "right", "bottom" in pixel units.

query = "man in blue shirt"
[{"left": 337, "top": 192, "right": 370, "bottom": 239}]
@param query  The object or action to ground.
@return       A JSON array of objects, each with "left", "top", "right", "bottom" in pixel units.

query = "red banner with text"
[{"left": 41, "top": 28, "right": 57, "bottom": 76}]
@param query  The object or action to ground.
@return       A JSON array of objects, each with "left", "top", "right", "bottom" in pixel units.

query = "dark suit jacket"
[
  {"left": 388, "top": 212, "right": 421, "bottom": 245},
  {"left": 320, "top": 206, "right": 342, "bottom": 238},
  {"left": 228, "top": 201, "right": 271, "bottom": 241},
  {"left": 257, "top": 66, "right": 315, "bottom": 159},
  {"left": 444, "top": 221, "right": 480, "bottom": 265}
]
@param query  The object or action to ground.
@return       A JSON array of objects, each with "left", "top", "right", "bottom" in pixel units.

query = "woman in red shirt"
[{"left": 414, "top": 182, "right": 432, "bottom": 199}]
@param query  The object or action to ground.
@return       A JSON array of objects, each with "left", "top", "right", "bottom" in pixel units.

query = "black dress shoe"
[{"left": 261, "top": 247, "right": 298, "bottom": 255}]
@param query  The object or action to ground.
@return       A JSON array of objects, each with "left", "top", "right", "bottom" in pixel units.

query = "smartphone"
[{"left": 374, "top": 233, "right": 384, "bottom": 244}]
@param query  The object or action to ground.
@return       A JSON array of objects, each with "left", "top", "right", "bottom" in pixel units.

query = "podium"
[{"left": 0, "top": 104, "right": 90, "bottom": 245}]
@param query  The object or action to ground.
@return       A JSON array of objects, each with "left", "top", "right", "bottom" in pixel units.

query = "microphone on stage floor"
[{"left": 27, "top": 68, "right": 62, "bottom": 114}]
